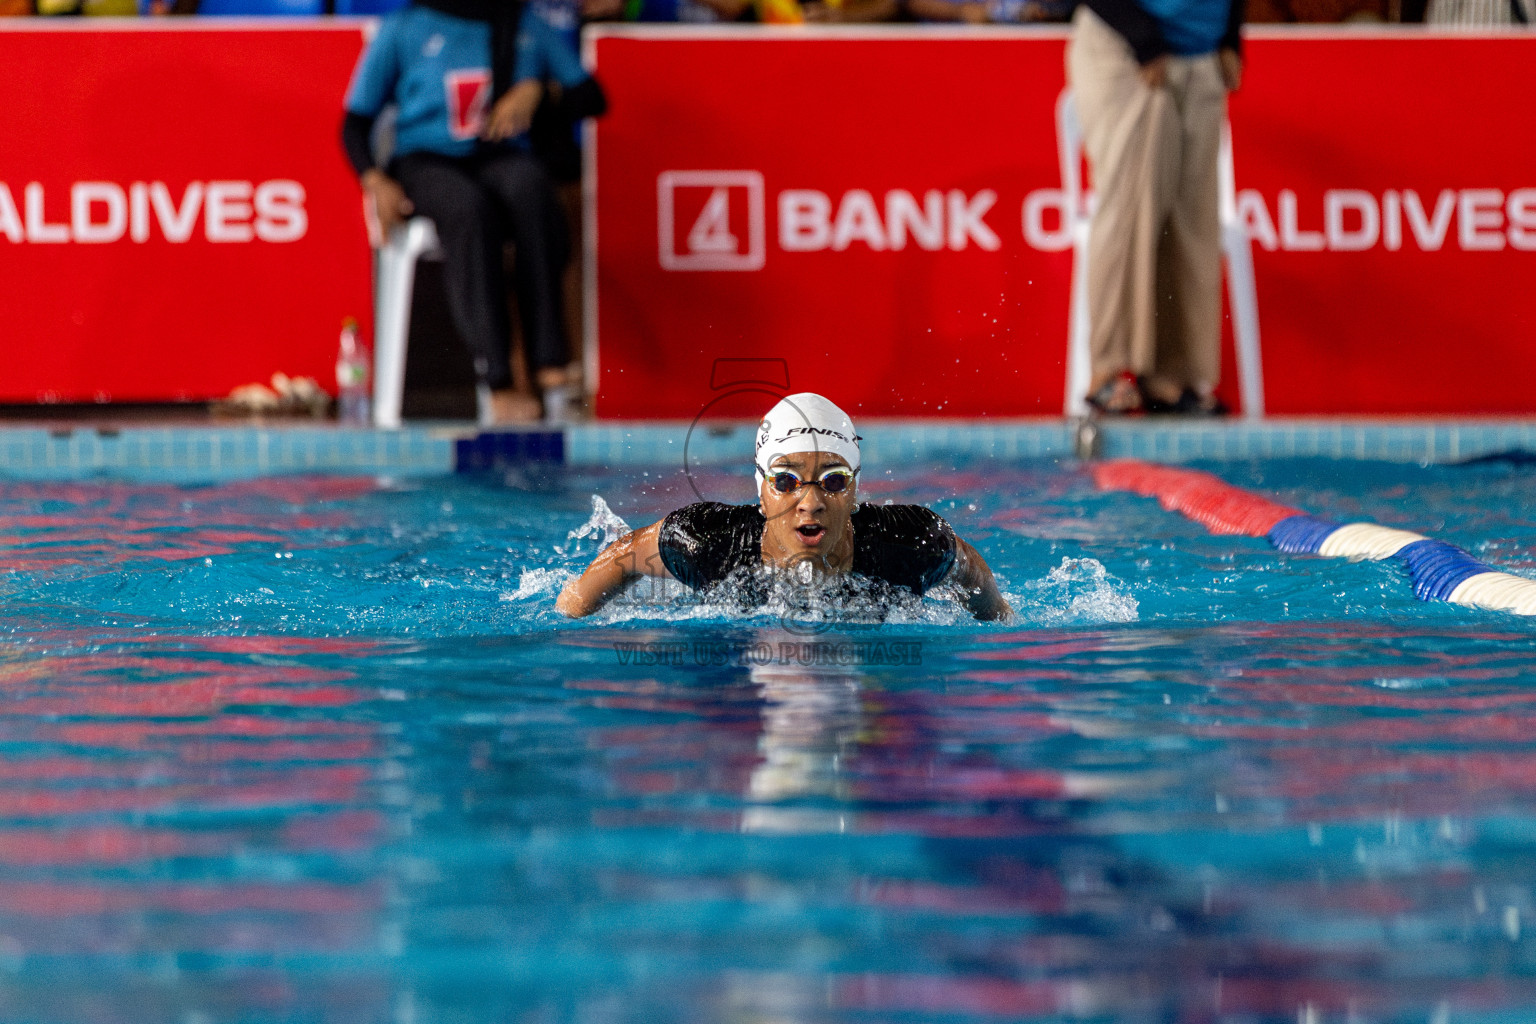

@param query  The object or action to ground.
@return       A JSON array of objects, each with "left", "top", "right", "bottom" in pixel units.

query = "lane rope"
[{"left": 1092, "top": 459, "right": 1536, "bottom": 616}]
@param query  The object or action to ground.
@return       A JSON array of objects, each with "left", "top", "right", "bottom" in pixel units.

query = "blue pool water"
[{"left": 3, "top": 457, "right": 1536, "bottom": 1023}]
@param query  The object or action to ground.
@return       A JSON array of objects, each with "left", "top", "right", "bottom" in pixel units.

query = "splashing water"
[
  {"left": 589, "top": 563, "right": 973, "bottom": 631},
  {"left": 557, "top": 494, "right": 631, "bottom": 556},
  {"left": 505, "top": 567, "right": 576, "bottom": 602},
  {"left": 1009, "top": 556, "right": 1140, "bottom": 626},
  {"left": 584, "top": 557, "right": 1137, "bottom": 630},
  {"left": 547, "top": 499, "right": 1137, "bottom": 628}
]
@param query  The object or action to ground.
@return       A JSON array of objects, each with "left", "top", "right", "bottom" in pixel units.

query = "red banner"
[
  {"left": 0, "top": 23, "right": 371, "bottom": 403},
  {"left": 589, "top": 28, "right": 1536, "bottom": 418}
]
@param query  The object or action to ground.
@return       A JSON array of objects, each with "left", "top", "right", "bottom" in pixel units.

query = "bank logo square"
[{"left": 657, "top": 171, "right": 765, "bottom": 271}]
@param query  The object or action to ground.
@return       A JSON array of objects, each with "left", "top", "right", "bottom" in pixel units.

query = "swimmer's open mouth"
[{"left": 795, "top": 523, "right": 827, "bottom": 545}]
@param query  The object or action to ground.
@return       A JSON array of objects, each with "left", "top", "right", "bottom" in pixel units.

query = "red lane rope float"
[{"left": 1090, "top": 460, "right": 1303, "bottom": 538}]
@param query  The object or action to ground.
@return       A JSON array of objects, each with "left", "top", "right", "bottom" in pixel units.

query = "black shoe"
[
  {"left": 1144, "top": 387, "right": 1229, "bottom": 417},
  {"left": 1142, "top": 388, "right": 1180, "bottom": 415},
  {"left": 1172, "top": 388, "right": 1229, "bottom": 416}
]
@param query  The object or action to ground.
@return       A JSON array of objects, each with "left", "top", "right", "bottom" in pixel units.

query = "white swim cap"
[{"left": 754, "top": 393, "right": 861, "bottom": 485}]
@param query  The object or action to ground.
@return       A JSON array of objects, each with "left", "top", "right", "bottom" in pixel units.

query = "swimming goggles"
[{"left": 767, "top": 466, "right": 856, "bottom": 495}]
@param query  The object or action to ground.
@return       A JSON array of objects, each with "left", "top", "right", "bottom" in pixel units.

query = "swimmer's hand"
[
  {"left": 952, "top": 538, "right": 1013, "bottom": 623},
  {"left": 557, "top": 521, "right": 672, "bottom": 618}
]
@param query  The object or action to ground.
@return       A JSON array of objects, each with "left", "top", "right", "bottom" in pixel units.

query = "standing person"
[
  {"left": 342, "top": 0, "right": 603, "bottom": 423},
  {"left": 1069, "top": 0, "right": 1245, "bottom": 415},
  {"left": 1425, "top": 0, "right": 1531, "bottom": 23}
]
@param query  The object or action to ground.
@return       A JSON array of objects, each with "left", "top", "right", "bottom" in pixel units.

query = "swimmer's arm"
[
  {"left": 556, "top": 521, "right": 674, "bottom": 618},
  {"left": 950, "top": 538, "right": 1013, "bottom": 622}
]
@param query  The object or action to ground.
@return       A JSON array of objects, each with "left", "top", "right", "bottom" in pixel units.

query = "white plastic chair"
[
  {"left": 1217, "top": 121, "right": 1265, "bottom": 421},
  {"left": 371, "top": 215, "right": 493, "bottom": 429},
  {"left": 1058, "top": 89, "right": 1266, "bottom": 419},
  {"left": 1058, "top": 91, "right": 1095, "bottom": 421}
]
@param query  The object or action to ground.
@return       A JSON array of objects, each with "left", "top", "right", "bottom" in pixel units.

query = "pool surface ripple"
[{"left": 0, "top": 458, "right": 1534, "bottom": 1023}]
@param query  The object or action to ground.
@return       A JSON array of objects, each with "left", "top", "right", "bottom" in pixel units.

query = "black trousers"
[{"left": 392, "top": 149, "right": 570, "bottom": 389}]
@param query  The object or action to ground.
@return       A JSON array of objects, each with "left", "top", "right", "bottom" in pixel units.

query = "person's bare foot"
[{"left": 489, "top": 389, "right": 542, "bottom": 424}]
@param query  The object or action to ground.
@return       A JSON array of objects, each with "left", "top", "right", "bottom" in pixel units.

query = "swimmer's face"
[{"left": 759, "top": 451, "right": 856, "bottom": 569}]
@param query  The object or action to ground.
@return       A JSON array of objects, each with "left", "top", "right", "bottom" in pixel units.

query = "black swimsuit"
[{"left": 658, "top": 502, "right": 958, "bottom": 596}]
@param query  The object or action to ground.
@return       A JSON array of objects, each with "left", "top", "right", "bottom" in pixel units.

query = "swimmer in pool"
[{"left": 557, "top": 393, "right": 1012, "bottom": 621}]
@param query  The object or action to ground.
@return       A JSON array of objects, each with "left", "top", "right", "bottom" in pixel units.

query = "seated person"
[
  {"left": 1246, "top": 0, "right": 1383, "bottom": 20},
  {"left": 617, "top": 0, "right": 750, "bottom": 20},
  {"left": 36, "top": 0, "right": 137, "bottom": 11},
  {"left": 612, "top": 0, "right": 895, "bottom": 24},
  {"left": 798, "top": 0, "right": 900, "bottom": 22},
  {"left": 558, "top": 394, "right": 1012, "bottom": 621},
  {"left": 906, "top": 0, "right": 1070, "bottom": 22},
  {"left": 342, "top": 0, "right": 605, "bottom": 423}
]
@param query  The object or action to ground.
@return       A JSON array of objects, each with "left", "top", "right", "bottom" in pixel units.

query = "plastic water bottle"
[{"left": 335, "top": 317, "right": 372, "bottom": 425}]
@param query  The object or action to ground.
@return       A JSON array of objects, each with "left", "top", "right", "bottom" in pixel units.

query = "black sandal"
[
  {"left": 1171, "top": 388, "right": 1230, "bottom": 417},
  {"left": 1144, "top": 386, "right": 1230, "bottom": 417},
  {"left": 1084, "top": 372, "right": 1144, "bottom": 415}
]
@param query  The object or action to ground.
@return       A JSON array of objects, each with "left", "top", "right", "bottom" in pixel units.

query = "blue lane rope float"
[
  {"left": 1092, "top": 459, "right": 1536, "bottom": 617},
  {"left": 1267, "top": 515, "right": 1342, "bottom": 555}
]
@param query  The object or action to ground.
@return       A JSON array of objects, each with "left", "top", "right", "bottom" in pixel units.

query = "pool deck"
[{"left": 1, "top": 416, "right": 1535, "bottom": 482}]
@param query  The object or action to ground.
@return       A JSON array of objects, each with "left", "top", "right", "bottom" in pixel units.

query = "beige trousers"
[{"left": 1067, "top": 6, "right": 1227, "bottom": 395}]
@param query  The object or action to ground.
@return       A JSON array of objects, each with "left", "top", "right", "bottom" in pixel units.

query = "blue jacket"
[
  {"left": 1084, "top": 0, "right": 1244, "bottom": 61},
  {"left": 345, "top": 3, "right": 587, "bottom": 161}
]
